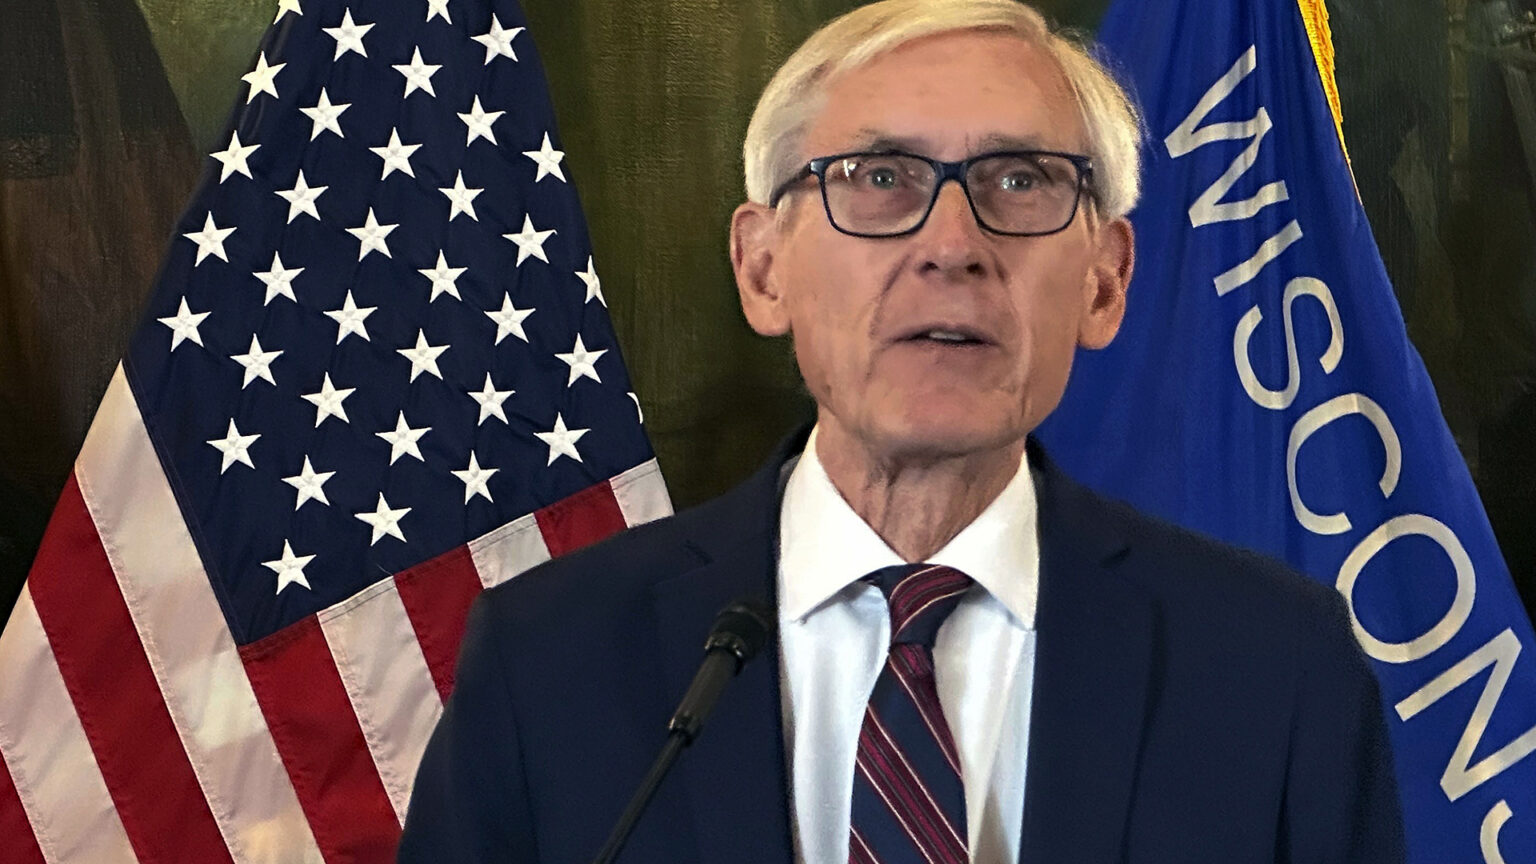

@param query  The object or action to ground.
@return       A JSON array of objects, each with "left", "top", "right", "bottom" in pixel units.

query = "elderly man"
[{"left": 400, "top": 1, "right": 1404, "bottom": 861}]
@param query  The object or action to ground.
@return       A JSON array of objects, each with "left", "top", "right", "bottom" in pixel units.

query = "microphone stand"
[
  {"left": 590, "top": 734, "right": 687, "bottom": 864},
  {"left": 589, "top": 600, "right": 773, "bottom": 864}
]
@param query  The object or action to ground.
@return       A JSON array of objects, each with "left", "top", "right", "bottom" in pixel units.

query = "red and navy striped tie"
[{"left": 849, "top": 563, "right": 973, "bottom": 864}]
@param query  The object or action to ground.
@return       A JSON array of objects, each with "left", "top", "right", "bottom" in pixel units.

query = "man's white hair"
[{"left": 743, "top": 0, "right": 1143, "bottom": 219}]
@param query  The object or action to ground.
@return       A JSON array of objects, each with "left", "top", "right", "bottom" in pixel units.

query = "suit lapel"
[
  {"left": 1021, "top": 445, "right": 1155, "bottom": 864},
  {"left": 648, "top": 430, "right": 805, "bottom": 864}
]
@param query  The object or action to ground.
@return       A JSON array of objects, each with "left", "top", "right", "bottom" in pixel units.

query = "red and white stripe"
[
  {"left": 857, "top": 710, "right": 968, "bottom": 859},
  {"left": 0, "top": 367, "right": 672, "bottom": 862},
  {"left": 887, "top": 565, "right": 970, "bottom": 639}
]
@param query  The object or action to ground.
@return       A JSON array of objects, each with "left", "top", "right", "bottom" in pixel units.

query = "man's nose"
[{"left": 915, "top": 180, "right": 988, "bottom": 278}]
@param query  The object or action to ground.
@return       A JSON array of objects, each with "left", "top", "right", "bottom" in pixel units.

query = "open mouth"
[{"left": 900, "top": 327, "right": 991, "bottom": 346}]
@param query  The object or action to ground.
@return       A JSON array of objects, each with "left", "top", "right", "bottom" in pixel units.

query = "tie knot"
[{"left": 866, "top": 564, "right": 973, "bottom": 648}]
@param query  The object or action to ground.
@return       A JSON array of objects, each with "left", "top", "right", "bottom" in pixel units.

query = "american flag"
[{"left": 0, "top": 0, "right": 670, "bottom": 860}]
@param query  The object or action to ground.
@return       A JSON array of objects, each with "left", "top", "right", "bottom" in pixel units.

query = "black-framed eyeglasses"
[{"left": 767, "top": 149, "right": 1094, "bottom": 238}]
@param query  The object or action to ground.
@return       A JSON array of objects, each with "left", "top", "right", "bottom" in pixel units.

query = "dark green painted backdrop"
[{"left": 1, "top": 0, "right": 1532, "bottom": 617}]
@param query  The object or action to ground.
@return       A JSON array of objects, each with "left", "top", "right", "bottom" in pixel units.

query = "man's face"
[{"left": 732, "top": 30, "right": 1133, "bottom": 466}]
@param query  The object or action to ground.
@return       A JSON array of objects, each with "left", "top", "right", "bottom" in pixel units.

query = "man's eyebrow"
[
  {"left": 845, "top": 131, "right": 932, "bottom": 153},
  {"left": 974, "top": 133, "right": 1054, "bottom": 152}
]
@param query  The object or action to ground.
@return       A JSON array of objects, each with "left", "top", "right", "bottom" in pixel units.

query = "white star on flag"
[
  {"left": 231, "top": 335, "right": 283, "bottom": 389},
  {"left": 556, "top": 334, "right": 607, "bottom": 386},
  {"left": 576, "top": 256, "right": 606, "bottom": 306},
  {"left": 355, "top": 494, "right": 410, "bottom": 545},
  {"left": 370, "top": 128, "right": 422, "bottom": 179},
  {"left": 377, "top": 413, "right": 430, "bottom": 465},
  {"left": 394, "top": 48, "right": 441, "bottom": 98},
  {"left": 523, "top": 133, "right": 566, "bottom": 183},
  {"left": 322, "top": 9, "right": 373, "bottom": 59},
  {"left": 282, "top": 457, "right": 335, "bottom": 510},
  {"left": 325, "top": 290, "right": 376, "bottom": 343},
  {"left": 504, "top": 215, "right": 555, "bottom": 265},
  {"left": 425, "top": 0, "right": 451, "bottom": 23},
  {"left": 157, "top": 297, "right": 209, "bottom": 351},
  {"left": 300, "top": 373, "right": 355, "bottom": 427},
  {"left": 472, "top": 14, "right": 524, "bottom": 64},
  {"left": 536, "top": 413, "right": 589, "bottom": 465},
  {"left": 264, "top": 541, "right": 316, "bottom": 594},
  {"left": 301, "top": 88, "right": 350, "bottom": 140},
  {"left": 398, "top": 329, "right": 450, "bottom": 381},
  {"left": 273, "top": 0, "right": 302, "bottom": 23},
  {"left": 458, "top": 96, "right": 504, "bottom": 146},
  {"left": 183, "top": 213, "right": 235, "bottom": 265},
  {"left": 628, "top": 392, "right": 645, "bottom": 424},
  {"left": 347, "top": 208, "right": 398, "bottom": 259},
  {"left": 468, "top": 373, "right": 514, "bottom": 425},
  {"left": 419, "top": 252, "right": 467, "bottom": 302},
  {"left": 241, "top": 52, "right": 285, "bottom": 103},
  {"left": 486, "top": 294, "right": 535, "bottom": 344},
  {"left": 254, "top": 252, "right": 304, "bottom": 305},
  {"left": 452, "top": 453, "right": 499, "bottom": 503},
  {"left": 275, "top": 170, "right": 327, "bottom": 223},
  {"left": 439, "top": 171, "right": 483, "bottom": 221},
  {"left": 211, "top": 131, "right": 260, "bottom": 183},
  {"left": 208, "top": 419, "right": 260, "bottom": 474}
]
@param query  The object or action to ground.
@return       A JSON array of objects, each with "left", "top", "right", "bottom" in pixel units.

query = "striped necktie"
[{"left": 849, "top": 563, "right": 973, "bottom": 864}]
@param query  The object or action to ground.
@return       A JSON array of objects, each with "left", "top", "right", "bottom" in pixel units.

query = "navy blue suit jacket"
[{"left": 399, "top": 428, "right": 1404, "bottom": 863}]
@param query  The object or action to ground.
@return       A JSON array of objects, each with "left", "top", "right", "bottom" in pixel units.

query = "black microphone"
[{"left": 590, "top": 600, "right": 775, "bottom": 864}]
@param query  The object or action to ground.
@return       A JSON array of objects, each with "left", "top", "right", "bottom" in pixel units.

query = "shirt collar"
[{"left": 778, "top": 426, "right": 1040, "bottom": 630}]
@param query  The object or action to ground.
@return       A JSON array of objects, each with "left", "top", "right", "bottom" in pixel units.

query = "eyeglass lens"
[{"left": 821, "top": 153, "right": 1082, "bottom": 236}]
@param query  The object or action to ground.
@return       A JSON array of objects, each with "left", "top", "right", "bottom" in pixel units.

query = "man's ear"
[
  {"left": 730, "top": 202, "right": 792, "bottom": 336},
  {"left": 1078, "top": 216, "right": 1134, "bottom": 350}
]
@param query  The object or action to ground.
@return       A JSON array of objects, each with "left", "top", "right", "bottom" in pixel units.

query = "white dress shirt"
[{"left": 778, "top": 428, "right": 1040, "bottom": 863}]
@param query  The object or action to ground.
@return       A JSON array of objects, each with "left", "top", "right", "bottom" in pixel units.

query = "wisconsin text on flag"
[
  {"left": 0, "top": 0, "right": 671, "bottom": 861},
  {"left": 1040, "top": 0, "right": 1536, "bottom": 860}
]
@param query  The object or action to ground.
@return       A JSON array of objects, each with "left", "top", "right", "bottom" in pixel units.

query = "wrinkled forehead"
[{"left": 800, "top": 29, "right": 1087, "bottom": 160}]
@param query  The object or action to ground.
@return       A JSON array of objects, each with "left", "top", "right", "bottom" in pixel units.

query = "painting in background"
[{"left": 1, "top": 0, "right": 1531, "bottom": 618}]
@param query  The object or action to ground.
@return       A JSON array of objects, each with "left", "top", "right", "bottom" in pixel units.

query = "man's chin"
[{"left": 863, "top": 417, "right": 1026, "bottom": 466}]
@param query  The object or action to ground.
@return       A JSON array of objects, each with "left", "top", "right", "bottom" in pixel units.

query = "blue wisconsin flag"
[{"left": 1038, "top": 0, "right": 1536, "bottom": 860}]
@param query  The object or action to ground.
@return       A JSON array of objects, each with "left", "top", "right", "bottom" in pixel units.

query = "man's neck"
[{"left": 814, "top": 423, "right": 1024, "bottom": 562}]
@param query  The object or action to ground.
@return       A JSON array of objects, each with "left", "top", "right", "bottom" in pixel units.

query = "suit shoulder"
[
  {"left": 1079, "top": 484, "right": 1344, "bottom": 629},
  {"left": 1067, "top": 481, "right": 1373, "bottom": 695}
]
